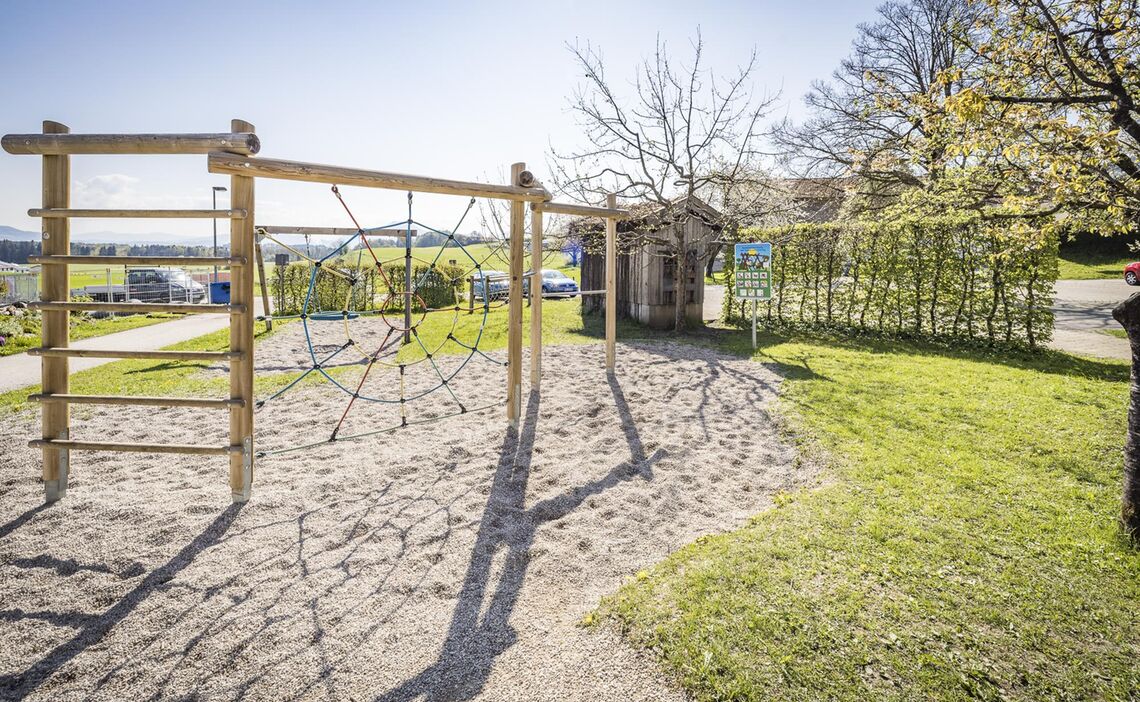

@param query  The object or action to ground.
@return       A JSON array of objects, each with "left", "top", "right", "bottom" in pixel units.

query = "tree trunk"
[{"left": 1112, "top": 292, "right": 1140, "bottom": 540}]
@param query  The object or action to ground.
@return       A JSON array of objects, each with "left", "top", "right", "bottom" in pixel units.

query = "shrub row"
[
  {"left": 273, "top": 261, "right": 466, "bottom": 316},
  {"left": 722, "top": 218, "right": 1058, "bottom": 347}
]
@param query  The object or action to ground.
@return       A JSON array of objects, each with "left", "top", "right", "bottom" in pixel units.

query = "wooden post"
[
  {"left": 468, "top": 276, "right": 475, "bottom": 314},
  {"left": 41, "top": 120, "right": 70, "bottom": 502},
  {"left": 605, "top": 193, "right": 617, "bottom": 371},
  {"left": 254, "top": 234, "right": 272, "bottom": 331},
  {"left": 229, "top": 119, "right": 255, "bottom": 503},
  {"left": 530, "top": 205, "right": 543, "bottom": 390},
  {"left": 506, "top": 163, "right": 525, "bottom": 426}
]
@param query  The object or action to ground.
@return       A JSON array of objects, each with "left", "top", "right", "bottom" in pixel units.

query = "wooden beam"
[
  {"left": 606, "top": 193, "right": 617, "bottom": 371},
  {"left": 30, "top": 301, "right": 243, "bottom": 314},
  {"left": 229, "top": 118, "right": 256, "bottom": 504},
  {"left": 209, "top": 152, "right": 550, "bottom": 202},
  {"left": 29, "top": 208, "right": 247, "bottom": 219},
  {"left": 257, "top": 225, "right": 416, "bottom": 238},
  {"left": 40, "top": 120, "right": 69, "bottom": 503},
  {"left": 30, "top": 255, "right": 244, "bottom": 266},
  {"left": 533, "top": 201, "right": 630, "bottom": 219},
  {"left": 530, "top": 205, "right": 543, "bottom": 391},
  {"left": 506, "top": 163, "right": 525, "bottom": 426},
  {"left": 2, "top": 132, "right": 260, "bottom": 156},
  {"left": 29, "top": 439, "right": 241, "bottom": 456},
  {"left": 30, "top": 394, "right": 244, "bottom": 409},
  {"left": 29, "top": 347, "right": 242, "bottom": 361}
]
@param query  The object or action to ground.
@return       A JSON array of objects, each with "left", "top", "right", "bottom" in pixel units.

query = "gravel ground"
[{"left": 0, "top": 338, "right": 809, "bottom": 701}]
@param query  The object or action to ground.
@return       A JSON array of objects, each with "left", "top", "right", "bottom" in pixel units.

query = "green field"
[
  {"left": 1057, "top": 251, "right": 1133, "bottom": 280},
  {"left": 599, "top": 330, "right": 1140, "bottom": 701}
]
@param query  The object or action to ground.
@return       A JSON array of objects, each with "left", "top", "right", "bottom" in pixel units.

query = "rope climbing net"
[{"left": 254, "top": 188, "right": 514, "bottom": 457}]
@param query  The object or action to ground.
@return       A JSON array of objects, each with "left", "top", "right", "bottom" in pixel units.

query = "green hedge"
[
  {"left": 273, "top": 261, "right": 466, "bottom": 316},
  {"left": 723, "top": 218, "right": 1057, "bottom": 347}
]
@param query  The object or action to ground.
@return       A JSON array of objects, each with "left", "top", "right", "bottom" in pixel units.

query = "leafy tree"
[
  {"left": 774, "top": 0, "right": 982, "bottom": 209},
  {"left": 946, "top": 0, "right": 1140, "bottom": 233}
]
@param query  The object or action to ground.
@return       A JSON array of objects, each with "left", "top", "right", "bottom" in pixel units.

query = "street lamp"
[{"left": 211, "top": 186, "right": 227, "bottom": 286}]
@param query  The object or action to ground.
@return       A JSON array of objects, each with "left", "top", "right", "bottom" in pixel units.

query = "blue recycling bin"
[{"left": 209, "top": 281, "right": 231, "bottom": 304}]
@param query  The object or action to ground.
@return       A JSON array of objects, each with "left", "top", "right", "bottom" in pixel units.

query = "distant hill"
[
  {"left": 0, "top": 225, "right": 214, "bottom": 246},
  {"left": 0, "top": 226, "right": 39, "bottom": 241}
]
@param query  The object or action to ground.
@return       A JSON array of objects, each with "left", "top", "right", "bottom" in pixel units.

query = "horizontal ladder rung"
[
  {"left": 29, "top": 255, "right": 245, "bottom": 266},
  {"left": 29, "top": 208, "right": 247, "bottom": 219},
  {"left": 30, "top": 301, "right": 243, "bottom": 314},
  {"left": 31, "top": 393, "right": 242, "bottom": 409},
  {"left": 29, "top": 439, "right": 241, "bottom": 456},
  {"left": 28, "top": 347, "right": 241, "bottom": 361}
]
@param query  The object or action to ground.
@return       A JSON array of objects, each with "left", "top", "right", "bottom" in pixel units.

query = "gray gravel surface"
[{"left": 0, "top": 340, "right": 809, "bottom": 701}]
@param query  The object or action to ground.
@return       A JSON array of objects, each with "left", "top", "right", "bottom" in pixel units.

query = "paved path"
[
  {"left": 0, "top": 313, "right": 233, "bottom": 393},
  {"left": 704, "top": 284, "right": 724, "bottom": 322},
  {"left": 1051, "top": 279, "right": 1133, "bottom": 361}
]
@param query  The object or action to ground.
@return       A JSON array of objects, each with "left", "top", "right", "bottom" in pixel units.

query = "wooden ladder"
[{"left": 1, "top": 120, "right": 260, "bottom": 503}]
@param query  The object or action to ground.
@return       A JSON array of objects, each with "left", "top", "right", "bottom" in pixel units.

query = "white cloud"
[{"left": 72, "top": 174, "right": 141, "bottom": 207}]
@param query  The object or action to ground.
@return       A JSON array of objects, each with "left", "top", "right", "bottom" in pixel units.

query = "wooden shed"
[{"left": 577, "top": 196, "right": 721, "bottom": 330}]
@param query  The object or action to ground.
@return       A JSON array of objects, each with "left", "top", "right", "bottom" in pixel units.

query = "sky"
[{"left": 0, "top": 0, "right": 882, "bottom": 242}]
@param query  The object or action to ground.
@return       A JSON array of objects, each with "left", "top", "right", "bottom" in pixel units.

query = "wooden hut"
[{"left": 577, "top": 196, "right": 721, "bottom": 329}]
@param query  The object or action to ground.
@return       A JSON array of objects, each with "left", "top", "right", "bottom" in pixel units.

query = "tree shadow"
[
  {"left": 0, "top": 503, "right": 244, "bottom": 698},
  {"left": 376, "top": 381, "right": 664, "bottom": 701}
]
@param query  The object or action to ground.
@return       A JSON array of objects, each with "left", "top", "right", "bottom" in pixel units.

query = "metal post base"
[{"left": 44, "top": 432, "right": 69, "bottom": 503}]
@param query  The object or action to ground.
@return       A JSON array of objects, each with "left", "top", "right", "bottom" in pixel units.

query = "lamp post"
[{"left": 211, "top": 186, "right": 227, "bottom": 290}]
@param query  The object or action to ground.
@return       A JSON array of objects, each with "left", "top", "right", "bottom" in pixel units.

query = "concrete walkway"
[
  {"left": 0, "top": 313, "right": 233, "bottom": 393},
  {"left": 1050, "top": 279, "right": 1133, "bottom": 361}
]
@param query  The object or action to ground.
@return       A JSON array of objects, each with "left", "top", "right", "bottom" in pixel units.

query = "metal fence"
[{"left": 0, "top": 271, "right": 39, "bottom": 304}]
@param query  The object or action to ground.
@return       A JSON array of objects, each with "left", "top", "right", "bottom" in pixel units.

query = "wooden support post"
[
  {"left": 605, "top": 193, "right": 617, "bottom": 371},
  {"left": 254, "top": 234, "right": 272, "bottom": 331},
  {"left": 229, "top": 119, "right": 256, "bottom": 503},
  {"left": 506, "top": 162, "right": 525, "bottom": 426},
  {"left": 530, "top": 205, "right": 543, "bottom": 390},
  {"left": 468, "top": 276, "right": 475, "bottom": 314},
  {"left": 40, "top": 120, "right": 70, "bottom": 502}
]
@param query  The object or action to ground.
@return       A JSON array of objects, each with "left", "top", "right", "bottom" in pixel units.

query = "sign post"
[{"left": 733, "top": 242, "right": 772, "bottom": 350}]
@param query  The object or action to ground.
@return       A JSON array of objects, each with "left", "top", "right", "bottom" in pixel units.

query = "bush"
[
  {"left": 272, "top": 260, "right": 466, "bottom": 316},
  {"left": 723, "top": 216, "right": 1057, "bottom": 347}
]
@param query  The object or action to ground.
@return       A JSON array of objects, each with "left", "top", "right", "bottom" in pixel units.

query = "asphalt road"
[{"left": 1050, "top": 279, "right": 1132, "bottom": 360}]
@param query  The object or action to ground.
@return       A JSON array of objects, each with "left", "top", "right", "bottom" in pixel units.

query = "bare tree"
[
  {"left": 773, "top": 0, "right": 981, "bottom": 208},
  {"left": 549, "top": 31, "right": 778, "bottom": 330}
]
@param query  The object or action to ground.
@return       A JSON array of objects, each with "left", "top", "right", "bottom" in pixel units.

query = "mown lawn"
[
  {"left": 598, "top": 330, "right": 1140, "bottom": 701},
  {"left": 1057, "top": 251, "right": 1133, "bottom": 280}
]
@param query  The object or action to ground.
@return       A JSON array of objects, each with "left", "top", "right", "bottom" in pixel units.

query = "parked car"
[
  {"left": 471, "top": 270, "right": 509, "bottom": 300},
  {"left": 532, "top": 269, "right": 580, "bottom": 297},
  {"left": 84, "top": 267, "right": 208, "bottom": 304},
  {"left": 1126, "top": 262, "right": 1140, "bottom": 286}
]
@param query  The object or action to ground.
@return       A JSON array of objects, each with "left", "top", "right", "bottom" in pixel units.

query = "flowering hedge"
[{"left": 722, "top": 216, "right": 1057, "bottom": 347}]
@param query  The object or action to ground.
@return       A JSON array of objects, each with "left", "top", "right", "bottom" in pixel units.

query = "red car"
[{"left": 1126, "top": 262, "right": 1140, "bottom": 286}]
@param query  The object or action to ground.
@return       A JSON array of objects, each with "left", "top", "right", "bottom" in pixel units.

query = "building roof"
[{"left": 0, "top": 260, "right": 29, "bottom": 272}]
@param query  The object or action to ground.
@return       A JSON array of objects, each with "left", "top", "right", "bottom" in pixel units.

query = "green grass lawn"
[
  {"left": 1100, "top": 328, "right": 1129, "bottom": 339},
  {"left": 598, "top": 330, "right": 1140, "bottom": 701},
  {"left": 1057, "top": 251, "right": 1133, "bottom": 280}
]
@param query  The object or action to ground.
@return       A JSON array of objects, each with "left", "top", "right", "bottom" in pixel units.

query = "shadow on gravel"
[
  {"left": 0, "top": 504, "right": 244, "bottom": 699},
  {"left": 377, "top": 381, "right": 664, "bottom": 702}
]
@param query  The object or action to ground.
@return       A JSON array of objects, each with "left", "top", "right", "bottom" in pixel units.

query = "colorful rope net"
[{"left": 254, "top": 187, "right": 510, "bottom": 457}]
